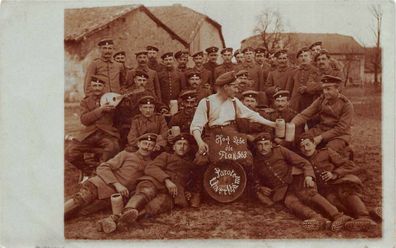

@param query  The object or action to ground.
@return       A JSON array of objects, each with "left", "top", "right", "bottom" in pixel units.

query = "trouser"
[
  {"left": 286, "top": 175, "right": 340, "bottom": 220},
  {"left": 65, "top": 130, "right": 119, "bottom": 172},
  {"left": 71, "top": 181, "right": 99, "bottom": 208},
  {"left": 324, "top": 184, "right": 369, "bottom": 219}
]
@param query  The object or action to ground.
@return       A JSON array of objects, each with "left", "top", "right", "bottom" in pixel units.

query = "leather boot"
[
  {"left": 118, "top": 194, "right": 147, "bottom": 228},
  {"left": 64, "top": 199, "right": 81, "bottom": 220}
]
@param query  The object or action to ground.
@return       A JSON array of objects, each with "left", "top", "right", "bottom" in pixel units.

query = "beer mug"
[
  {"left": 111, "top": 193, "right": 124, "bottom": 215},
  {"left": 275, "top": 119, "right": 286, "bottom": 138},
  {"left": 168, "top": 126, "right": 181, "bottom": 137},
  {"left": 169, "top": 100, "right": 178, "bottom": 115},
  {"left": 285, "top": 123, "right": 295, "bottom": 142}
]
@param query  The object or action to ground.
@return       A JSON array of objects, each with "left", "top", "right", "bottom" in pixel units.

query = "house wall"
[{"left": 333, "top": 54, "right": 365, "bottom": 86}]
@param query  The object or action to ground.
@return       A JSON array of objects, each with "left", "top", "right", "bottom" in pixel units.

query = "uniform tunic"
[
  {"left": 127, "top": 113, "right": 169, "bottom": 148},
  {"left": 292, "top": 94, "right": 353, "bottom": 144},
  {"left": 203, "top": 61, "right": 218, "bottom": 80},
  {"left": 126, "top": 65, "right": 161, "bottom": 101},
  {"left": 148, "top": 59, "right": 165, "bottom": 72},
  {"left": 266, "top": 66, "right": 296, "bottom": 91},
  {"left": 169, "top": 108, "right": 195, "bottom": 133},
  {"left": 235, "top": 61, "right": 262, "bottom": 91},
  {"left": 214, "top": 62, "right": 235, "bottom": 80},
  {"left": 88, "top": 151, "right": 151, "bottom": 199},
  {"left": 84, "top": 57, "right": 125, "bottom": 94},
  {"left": 158, "top": 67, "right": 186, "bottom": 106}
]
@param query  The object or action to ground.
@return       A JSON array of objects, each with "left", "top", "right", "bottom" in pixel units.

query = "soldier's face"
[
  {"left": 255, "top": 53, "right": 265, "bottom": 64},
  {"left": 316, "top": 54, "right": 330, "bottom": 69},
  {"left": 183, "top": 97, "right": 197, "bottom": 109},
  {"left": 114, "top": 54, "right": 125, "bottom": 63},
  {"left": 147, "top": 50, "right": 158, "bottom": 60},
  {"left": 274, "top": 97, "right": 289, "bottom": 111},
  {"left": 236, "top": 54, "right": 245, "bottom": 63},
  {"left": 188, "top": 76, "right": 201, "bottom": 89},
  {"left": 322, "top": 84, "right": 339, "bottom": 100},
  {"left": 298, "top": 52, "right": 311, "bottom": 64},
  {"left": 176, "top": 56, "right": 188, "bottom": 66},
  {"left": 208, "top": 53, "right": 218, "bottom": 63},
  {"left": 277, "top": 53, "right": 288, "bottom": 67},
  {"left": 311, "top": 45, "right": 322, "bottom": 54},
  {"left": 91, "top": 82, "right": 104, "bottom": 95},
  {"left": 163, "top": 57, "right": 174, "bottom": 68},
  {"left": 100, "top": 44, "right": 114, "bottom": 60},
  {"left": 137, "top": 140, "right": 155, "bottom": 156},
  {"left": 257, "top": 140, "right": 273, "bottom": 155},
  {"left": 173, "top": 140, "right": 190, "bottom": 156},
  {"left": 193, "top": 56, "right": 203, "bottom": 66},
  {"left": 139, "top": 104, "right": 155, "bottom": 117},
  {"left": 222, "top": 51, "right": 232, "bottom": 63},
  {"left": 299, "top": 139, "right": 316, "bottom": 157},
  {"left": 224, "top": 82, "right": 239, "bottom": 98},
  {"left": 244, "top": 51, "right": 254, "bottom": 62},
  {"left": 242, "top": 97, "right": 258, "bottom": 110},
  {"left": 136, "top": 54, "right": 148, "bottom": 65},
  {"left": 134, "top": 76, "right": 147, "bottom": 88}
]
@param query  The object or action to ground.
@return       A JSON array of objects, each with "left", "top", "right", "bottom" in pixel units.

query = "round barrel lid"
[{"left": 203, "top": 160, "right": 247, "bottom": 203}]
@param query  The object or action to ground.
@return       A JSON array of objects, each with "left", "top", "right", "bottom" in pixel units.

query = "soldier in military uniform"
[
  {"left": 65, "top": 76, "right": 120, "bottom": 176},
  {"left": 64, "top": 133, "right": 156, "bottom": 225},
  {"left": 175, "top": 50, "right": 190, "bottom": 73},
  {"left": 291, "top": 75, "right": 353, "bottom": 155},
  {"left": 186, "top": 51, "right": 213, "bottom": 88},
  {"left": 234, "top": 49, "right": 245, "bottom": 65},
  {"left": 157, "top": 52, "right": 187, "bottom": 106},
  {"left": 298, "top": 133, "right": 379, "bottom": 231},
  {"left": 235, "top": 47, "right": 261, "bottom": 91},
  {"left": 183, "top": 71, "right": 211, "bottom": 102},
  {"left": 169, "top": 90, "right": 198, "bottom": 135},
  {"left": 127, "top": 96, "right": 169, "bottom": 153},
  {"left": 267, "top": 49, "right": 278, "bottom": 72},
  {"left": 147, "top": 45, "right": 165, "bottom": 72},
  {"left": 235, "top": 69, "right": 254, "bottom": 99},
  {"left": 100, "top": 133, "right": 196, "bottom": 233},
  {"left": 265, "top": 90, "right": 303, "bottom": 150},
  {"left": 114, "top": 71, "right": 160, "bottom": 149},
  {"left": 214, "top": 47, "right": 235, "bottom": 80},
  {"left": 84, "top": 38, "right": 125, "bottom": 94},
  {"left": 265, "top": 49, "right": 296, "bottom": 103},
  {"left": 315, "top": 49, "right": 345, "bottom": 81},
  {"left": 253, "top": 132, "right": 353, "bottom": 231},
  {"left": 255, "top": 47, "right": 272, "bottom": 93},
  {"left": 203, "top": 46, "right": 219, "bottom": 80},
  {"left": 126, "top": 50, "right": 161, "bottom": 101},
  {"left": 287, "top": 47, "right": 322, "bottom": 112},
  {"left": 309, "top": 41, "right": 344, "bottom": 72}
]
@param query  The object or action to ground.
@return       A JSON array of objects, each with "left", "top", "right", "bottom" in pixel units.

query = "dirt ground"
[{"left": 64, "top": 87, "right": 382, "bottom": 239}]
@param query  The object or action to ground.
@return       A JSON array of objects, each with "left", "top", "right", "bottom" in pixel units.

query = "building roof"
[
  {"left": 241, "top": 33, "right": 365, "bottom": 54},
  {"left": 149, "top": 4, "right": 225, "bottom": 47},
  {"left": 64, "top": 4, "right": 187, "bottom": 46}
]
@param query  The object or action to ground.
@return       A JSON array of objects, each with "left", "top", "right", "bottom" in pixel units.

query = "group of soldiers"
[{"left": 64, "top": 37, "right": 381, "bottom": 234}]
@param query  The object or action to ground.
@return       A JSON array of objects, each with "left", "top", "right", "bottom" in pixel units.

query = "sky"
[{"left": 135, "top": 0, "right": 387, "bottom": 48}]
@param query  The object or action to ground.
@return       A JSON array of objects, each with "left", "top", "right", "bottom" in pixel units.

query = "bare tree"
[
  {"left": 253, "top": 8, "right": 291, "bottom": 51},
  {"left": 369, "top": 4, "right": 382, "bottom": 88}
]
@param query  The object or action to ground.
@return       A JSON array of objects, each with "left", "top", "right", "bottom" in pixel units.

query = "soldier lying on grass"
[
  {"left": 252, "top": 132, "right": 354, "bottom": 231},
  {"left": 97, "top": 133, "right": 196, "bottom": 233}
]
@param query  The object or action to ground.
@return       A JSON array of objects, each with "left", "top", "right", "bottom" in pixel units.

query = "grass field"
[{"left": 64, "top": 86, "right": 382, "bottom": 239}]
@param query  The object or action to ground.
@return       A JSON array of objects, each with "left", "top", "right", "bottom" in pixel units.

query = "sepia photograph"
[
  {"left": 62, "top": 1, "right": 387, "bottom": 240},
  {"left": 63, "top": 1, "right": 386, "bottom": 240}
]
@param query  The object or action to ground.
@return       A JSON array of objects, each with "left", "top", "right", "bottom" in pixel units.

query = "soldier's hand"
[
  {"left": 185, "top": 191, "right": 192, "bottom": 201},
  {"left": 198, "top": 141, "right": 209, "bottom": 155},
  {"left": 321, "top": 171, "right": 337, "bottom": 182},
  {"left": 167, "top": 134, "right": 175, "bottom": 143},
  {"left": 304, "top": 176, "right": 315, "bottom": 188},
  {"left": 100, "top": 104, "right": 115, "bottom": 112},
  {"left": 113, "top": 182, "right": 129, "bottom": 197},
  {"left": 274, "top": 137, "right": 283, "bottom": 144},
  {"left": 160, "top": 108, "right": 169, "bottom": 115},
  {"left": 257, "top": 186, "right": 272, "bottom": 196},
  {"left": 298, "top": 86, "right": 307, "bottom": 94},
  {"left": 153, "top": 144, "right": 161, "bottom": 151},
  {"left": 165, "top": 179, "right": 178, "bottom": 198},
  {"left": 313, "top": 135, "right": 323, "bottom": 145}
]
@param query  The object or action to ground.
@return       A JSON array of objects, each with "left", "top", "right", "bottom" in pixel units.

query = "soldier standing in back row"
[
  {"left": 314, "top": 49, "right": 345, "bottom": 81},
  {"left": 203, "top": 46, "right": 219, "bottom": 80},
  {"left": 157, "top": 52, "right": 187, "bottom": 106},
  {"left": 175, "top": 50, "right": 190, "bottom": 73},
  {"left": 186, "top": 51, "right": 213, "bottom": 89},
  {"left": 234, "top": 49, "right": 245, "bottom": 65},
  {"left": 255, "top": 47, "right": 271, "bottom": 93},
  {"left": 84, "top": 38, "right": 125, "bottom": 95},
  {"left": 214, "top": 47, "right": 235, "bottom": 80},
  {"left": 235, "top": 47, "right": 261, "bottom": 91},
  {"left": 147, "top": 45, "right": 165, "bottom": 72},
  {"left": 309, "top": 41, "right": 344, "bottom": 72}
]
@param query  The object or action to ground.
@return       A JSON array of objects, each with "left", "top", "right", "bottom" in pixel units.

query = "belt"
[{"left": 209, "top": 121, "right": 236, "bottom": 129}]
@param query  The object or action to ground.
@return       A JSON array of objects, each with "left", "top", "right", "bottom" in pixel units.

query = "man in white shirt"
[{"left": 188, "top": 71, "right": 276, "bottom": 207}]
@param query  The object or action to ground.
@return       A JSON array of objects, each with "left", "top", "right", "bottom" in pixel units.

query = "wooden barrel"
[{"left": 203, "top": 160, "right": 247, "bottom": 203}]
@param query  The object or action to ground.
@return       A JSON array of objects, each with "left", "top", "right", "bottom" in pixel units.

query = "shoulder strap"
[
  {"left": 232, "top": 99, "right": 237, "bottom": 119},
  {"left": 206, "top": 97, "right": 210, "bottom": 121}
]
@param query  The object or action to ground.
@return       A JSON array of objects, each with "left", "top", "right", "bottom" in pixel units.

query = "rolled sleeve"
[{"left": 190, "top": 98, "right": 208, "bottom": 135}]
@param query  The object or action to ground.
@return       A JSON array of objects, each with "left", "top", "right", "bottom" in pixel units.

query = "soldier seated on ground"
[
  {"left": 253, "top": 132, "right": 353, "bottom": 232},
  {"left": 290, "top": 75, "right": 353, "bottom": 157},
  {"left": 97, "top": 133, "right": 196, "bottom": 233},
  {"left": 65, "top": 76, "right": 120, "bottom": 178},
  {"left": 127, "top": 95, "right": 169, "bottom": 155},
  {"left": 64, "top": 133, "right": 157, "bottom": 220},
  {"left": 298, "top": 133, "right": 381, "bottom": 231}
]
